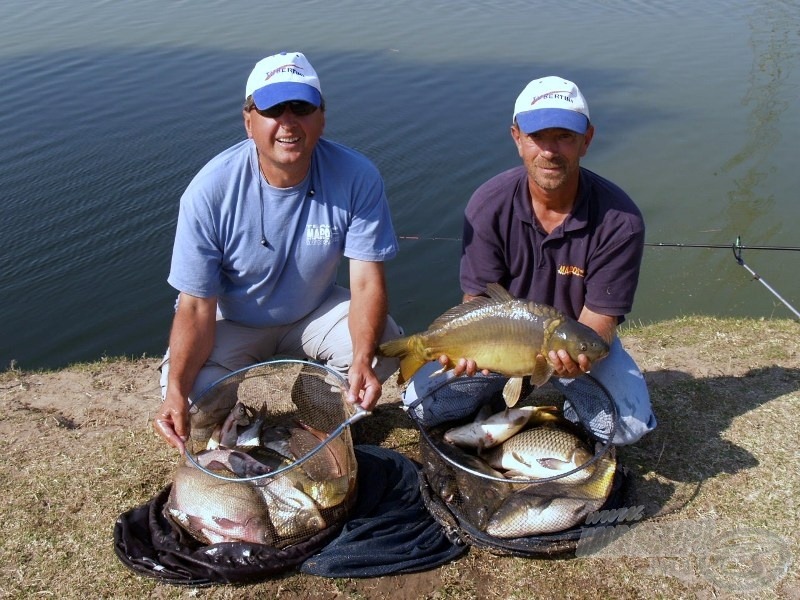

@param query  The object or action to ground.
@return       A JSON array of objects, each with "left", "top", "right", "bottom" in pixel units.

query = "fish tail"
[
  {"left": 378, "top": 335, "right": 427, "bottom": 383},
  {"left": 377, "top": 335, "right": 411, "bottom": 357}
]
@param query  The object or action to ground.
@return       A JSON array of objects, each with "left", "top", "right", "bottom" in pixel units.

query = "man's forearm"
[{"left": 166, "top": 293, "right": 217, "bottom": 399}]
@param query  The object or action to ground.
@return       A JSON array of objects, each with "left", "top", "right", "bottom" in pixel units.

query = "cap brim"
[
  {"left": 252, "top": 82, "right": 322, "bottom": 109},
  {"left": 515, "top": 108, "right": 589, "bottom": 134}
]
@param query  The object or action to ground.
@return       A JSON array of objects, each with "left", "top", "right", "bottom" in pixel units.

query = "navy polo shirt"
[{"left": 460, "top": 166, "right": 644, "bottom": 322}]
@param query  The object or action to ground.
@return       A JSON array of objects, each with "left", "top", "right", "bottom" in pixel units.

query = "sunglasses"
[{"left": 252, "top": 101, "right": 318, "bottom": 119}]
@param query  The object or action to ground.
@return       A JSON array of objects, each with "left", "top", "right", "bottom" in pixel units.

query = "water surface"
[{"left": 2, "top": 0, "right": 799, "bottom": 370}]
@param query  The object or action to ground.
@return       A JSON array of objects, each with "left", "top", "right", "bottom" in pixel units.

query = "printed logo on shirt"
[
  {"left": 557, "top": 264, "right": 585, "bottom": 278},
  {"left": 306, "top": 224, "right": 339, "bottom": 246}
]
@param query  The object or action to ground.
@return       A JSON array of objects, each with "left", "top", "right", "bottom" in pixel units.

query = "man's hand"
[
  {"left": 346, "top": 360, "right": 382, "bottom": 411},
  {"left": 153, "top": 391, "right": 190, "bottom": 454},
  {"left": 155, "top": 292, "right": 216, "bottom": 454},
  {"left": 437, "top": 354, "right": 491, "bottom": 378},
  {"left": 547, "top": 349, "right": 592, "bottom": 379},
  {"left": 551, "top": 306, "right": 617, "bottom": 378}
]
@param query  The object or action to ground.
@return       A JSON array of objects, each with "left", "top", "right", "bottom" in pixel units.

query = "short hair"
[{"left": 243, "top": 95, "right": 326, "bottom": 112}]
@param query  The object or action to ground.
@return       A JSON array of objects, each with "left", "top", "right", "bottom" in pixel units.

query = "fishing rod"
[
  {"left": 645, "top": 241, "right": 800, "bottom": 251},
  {"left": 398, "top": 235, "right": 800, "bottom": 251},
  {"left": 398, "top": 234, "right": 800, "bottom": 319},
  {"left": 730, "top": 236, "right": 800, "bottom": 320}
]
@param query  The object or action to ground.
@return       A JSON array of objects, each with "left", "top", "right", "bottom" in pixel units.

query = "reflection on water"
[
  {"left": 1, "top": 0, "right": 799, "bottom": 370},
  {"left": 720, "top": 0, "right": 795, "bottom": 238}
]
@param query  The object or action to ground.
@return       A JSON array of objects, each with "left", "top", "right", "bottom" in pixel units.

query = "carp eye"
[{"left": 579, "top": 342, "right": 588, "bottom": 351}]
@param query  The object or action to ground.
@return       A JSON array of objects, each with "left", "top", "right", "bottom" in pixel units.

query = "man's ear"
[
  {"left": 243, "top": 110, "right": 253, "bottom": 139},
  {"left": 580, "top": 124, "right": 595, "bottom": 156}
]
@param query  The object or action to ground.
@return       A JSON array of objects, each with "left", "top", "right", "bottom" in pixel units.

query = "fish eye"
[{"left": 579, "top": 342, "right": 588, "bottom": 351}]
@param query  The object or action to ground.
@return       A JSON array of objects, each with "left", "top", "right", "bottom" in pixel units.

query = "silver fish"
[
  {"left": 246, "top": 444, "right": 350, "bottom": 510},
  {"left": 236, "top": 405, "right": 267, "bottom": 447},
  {"left": 444, "top": 405, "right": 559, "bottom": 450},
  {"left": 485, "top": 449, "right": 617, "bottom": 538},
  {"left": 206, "top": 401, "right": 252, "bottom": 449},
  {"left": 166, "top": 462, "right": 274, "bottom": 545},
  {"left": 256, "top": 474, "right": 327, "bottom": 539},
  {"left": 260, "top": 425, "right": 294, "bottom": 459}
]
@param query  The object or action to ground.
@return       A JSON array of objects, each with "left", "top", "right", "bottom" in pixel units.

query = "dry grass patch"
[{"left": 1, "top": 316, "right": 798, "bottom": 598}]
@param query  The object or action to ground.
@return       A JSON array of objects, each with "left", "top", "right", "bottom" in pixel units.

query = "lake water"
[{"left": 2, "top": 0, "right": 799, "bottom": 371}]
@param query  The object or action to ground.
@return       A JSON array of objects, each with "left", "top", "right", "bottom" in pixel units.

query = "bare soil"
[{"left": 1, "top": 316, "right": 799, "bottom": 599}]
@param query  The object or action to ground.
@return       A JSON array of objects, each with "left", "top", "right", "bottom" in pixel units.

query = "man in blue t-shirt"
[
  {"left": 410, "top": 76, "right": 656, "bottom": 445},
  {"left": 154, "top": 52, "right": 401, "bottom": 453}
]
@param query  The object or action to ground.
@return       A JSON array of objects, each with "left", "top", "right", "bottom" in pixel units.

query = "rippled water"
[{"left": 2, "top": 0, "right": 799, "bottom": 370}]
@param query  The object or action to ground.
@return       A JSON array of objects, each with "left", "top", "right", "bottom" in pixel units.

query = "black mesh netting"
[
  {"left": 114, "top": 445, "right": 467, "bottom": 584},
  {"left": 409, "top": 372, "right": 630, "bottom": 557},
  {"left": 114, "top": 360, "right": 466, "bottom": 585}
]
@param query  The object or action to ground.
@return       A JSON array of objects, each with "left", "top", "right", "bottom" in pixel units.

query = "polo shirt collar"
[{"left": 514, "top": 167, "right": 591, "bottom": 234}]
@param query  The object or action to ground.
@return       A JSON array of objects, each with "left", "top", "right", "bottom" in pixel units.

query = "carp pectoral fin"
[
  {"left": 476, "top": 438, "right": 486, "bottom": 456},
  {"left": 502, "top": 377, "right": 523, "bottom": 407},
  {"left": 537, "top": 457, "right": 570, "bottom": 471},
  {"left": 530, "top": 355, "right": 553, "bottom": 387},
  {"left": 510, "top": 450, "right": 534, "bottom": 469}
]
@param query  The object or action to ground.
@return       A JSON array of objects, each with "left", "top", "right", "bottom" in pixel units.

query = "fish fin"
[
  {"left": 502, "top": 377, "right": 523, "bottom": 408},
  {"left": 509, "top": 414, "right": 528, "bottom": 427},
  {"left": 397, "top": 354, "right": 428, "bottom": 384},
  {"left": 377, "top": 336, "right": 409, "bottom": 357},
  {"left": 537, "top": 457, "right": 571, "bottom": 471},
  {"left": 379, "top": 335, "right": 429, "bottom": 383},
  {"left": 378, "top": 337, "right": 420, "bottom": 383},
  {"left": 510, "top": 450, "right": 534, "bottom": 469},
  {"left": 484, "top": 282, "right": 515, "bottom": 302},
  {"left": 205, "top": 460, "right": 229, "bottom": 471},
  {"left": 530, "top": 355, "right": 553, "bottom": 387},
  {"left": 426, "top": 283, "right": 514, "bottom": 328},
  {"left": 475, "top": 404, "right": 493, "bottom": 422}
]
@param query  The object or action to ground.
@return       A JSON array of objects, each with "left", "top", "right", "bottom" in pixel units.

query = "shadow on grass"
[{"left": 619, "top": 365, "right": 800, "bottom": 517}]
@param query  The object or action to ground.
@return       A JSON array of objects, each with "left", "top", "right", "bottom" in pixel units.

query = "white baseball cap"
[
  {"left": 245, "top": 51, "right": 322, "bottom": 109},
  {"left": 512, "top": 76, "right": 590, "bottom": 134}
]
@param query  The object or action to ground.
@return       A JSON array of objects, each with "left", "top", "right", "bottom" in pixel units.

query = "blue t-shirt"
[
  {"left": 168, "top": 138, "right": 398, "bottom": 327},
  {"left": 460, "top": 166, "right": 644, "bottom": 322}
]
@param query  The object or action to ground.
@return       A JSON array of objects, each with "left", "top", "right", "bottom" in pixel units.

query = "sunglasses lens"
[
  {"left": 289, "top": 101, "right": 317, "bottom": 116},
  {"left": 260, "top": 104, "right": 285, "bottom": 118},
  {"left": 257, "top": 101, "right": 317, "bottom": 118}
]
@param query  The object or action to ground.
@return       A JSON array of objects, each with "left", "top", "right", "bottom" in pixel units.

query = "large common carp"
[
  {"left": 378, "top": 283, "right": 609, "bottom": 407},
  {"left": 484, "top": 426, "right": 595, "bottom": 484}
]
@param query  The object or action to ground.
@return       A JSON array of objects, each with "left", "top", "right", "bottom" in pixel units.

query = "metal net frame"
[
  {"left": 411, "top": 372, "right": 628, "bottom": 556},
  {"left": 164, "top": 359, "right": 362, "bottom": 550}
]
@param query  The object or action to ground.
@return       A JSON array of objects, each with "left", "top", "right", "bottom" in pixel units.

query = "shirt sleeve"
[
  {"left": 459, "top": 187, "right": 507, "bottom": 296},
  {"left": 342, "top": 160, "right": 398, "bottom": 262},
  {"left": 167, "top": 176, "right": 224, "bottom": 298},
  {"left": 583, "top": 219, "right": 645, "bottom": 316}
]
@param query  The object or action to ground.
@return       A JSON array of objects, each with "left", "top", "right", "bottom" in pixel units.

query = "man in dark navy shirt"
[{"left": 406, "top": 76, "right": 655, "bottom": 445}]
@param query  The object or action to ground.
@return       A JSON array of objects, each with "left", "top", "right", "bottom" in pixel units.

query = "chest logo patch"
[
  {"left": 557, "top": 264, "right": 585, "bottom": 278},
  {"left": 306, "top": 224, "right": 339, "bottom": 246}
]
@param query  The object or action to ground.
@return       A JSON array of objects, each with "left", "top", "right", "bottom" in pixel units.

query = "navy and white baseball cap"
[
  {"left": 245, "top": 51, "right": 322, "bottom": 109},
  {"left": 513, "top": 76, "right": 590, "bottom": 134}
]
